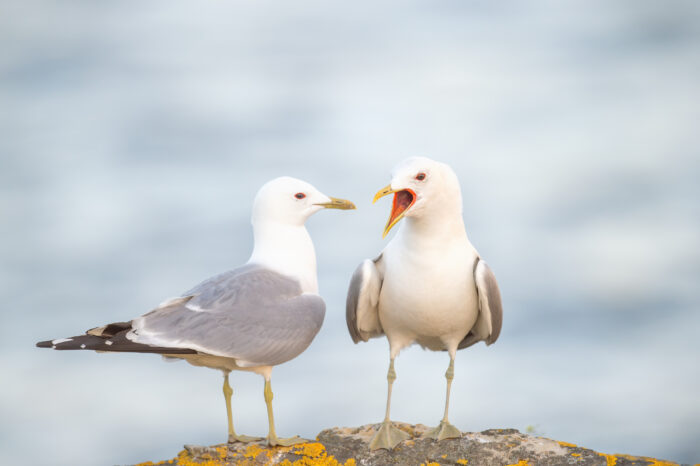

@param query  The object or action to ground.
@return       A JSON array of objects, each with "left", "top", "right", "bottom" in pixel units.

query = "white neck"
[
  {"left": 408, "top": 191, "right": 466, "bottom": 236},
  {"left": 248, "top": 220, "right": 318, "bottom": 294},
  {"left": 393, "top": 200, "right": 472, "bottom": 258}
]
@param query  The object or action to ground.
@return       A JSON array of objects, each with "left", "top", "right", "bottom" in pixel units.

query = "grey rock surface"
[{"left": 140, "top": 422, "right": 685, "bottom": 465}]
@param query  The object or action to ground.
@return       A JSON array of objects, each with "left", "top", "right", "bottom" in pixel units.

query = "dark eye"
[
  {"left": 415, "top": 172, "right": 426, "bottom": 181},
  {"left": 294, "top": 192, "right": 306, "bottom": 199}
]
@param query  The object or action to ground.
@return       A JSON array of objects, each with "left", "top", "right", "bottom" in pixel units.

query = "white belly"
[{"left": 378, "top": 241, "right": 479, "bottom": 354}]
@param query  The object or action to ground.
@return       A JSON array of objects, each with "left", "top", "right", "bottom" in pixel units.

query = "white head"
[
  {"left": 252, "top": 176, "right": 355, "bottom": 226},
  {"left": 249, "top": 176, "right": 355, "bottom": 293},
  {"left": 373, "top": 157, "right": 463, "bottom": 237}
]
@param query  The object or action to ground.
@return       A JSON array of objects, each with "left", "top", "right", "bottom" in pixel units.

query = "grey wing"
[
  {"left": 346, "top": 254, "right": 384, "bottom": 343},
  {"left": 129, "top": 264, "right": 326, "bottom": 367},
  {"left": 458, "top": 258, "right": 503, "bottom": 349}
]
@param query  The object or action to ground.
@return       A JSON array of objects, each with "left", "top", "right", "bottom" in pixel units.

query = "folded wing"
[
  {"left": 346, "top": 255, "right": 385, "bottom": 343},
  {"left": 37, "top": 264, "right": 326, "bottom": 368},
  {"left": 129, "top": 264, "right": 325, "bottom": 367},
  {"left": 458, "top": 258, "right": 503, "bottom": 350}
]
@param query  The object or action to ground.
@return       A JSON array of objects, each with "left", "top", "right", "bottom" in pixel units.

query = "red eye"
[
  {"left": 294, "top": 192, "right": 306, "bottom": 199},
  {"left": 415, "top": 172, "right": 426, "bottom": 181}
]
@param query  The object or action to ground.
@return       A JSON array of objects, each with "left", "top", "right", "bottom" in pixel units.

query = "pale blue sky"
[{"left": 1, "top": 1, "right": 699, "bottom": 464}]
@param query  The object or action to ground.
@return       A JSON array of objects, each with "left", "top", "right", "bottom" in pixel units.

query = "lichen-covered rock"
[{"left": 135, "top": 423, "right": 685, "bottom": 466}]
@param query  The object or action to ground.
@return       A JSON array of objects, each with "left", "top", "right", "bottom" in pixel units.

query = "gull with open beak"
[
  {"left": 37, "top": 176, "right": 355, "bottom": 447},
  {"left": 346, "top": 157, "right": 503, "bottom": 450}
]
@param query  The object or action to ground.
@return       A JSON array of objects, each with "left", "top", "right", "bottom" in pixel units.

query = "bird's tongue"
[{"left": 388, "top": 190, "right": 415, "bottom": 226}]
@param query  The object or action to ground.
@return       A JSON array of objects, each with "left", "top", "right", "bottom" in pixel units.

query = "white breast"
[{"left": 378, "top": 229, "right": 480, "bottom": 354}]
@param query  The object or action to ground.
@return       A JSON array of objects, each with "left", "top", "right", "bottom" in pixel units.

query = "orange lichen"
[
  {"left": 139, "top": 441, "right": 360, "bottom": 466},
  {"left": 171, "top": 448, "right": 224, "bottom": 466},
  {"left": 242, "top": 443, "right": 272, "bottom": 460},
  {"left": 136, "top": 446, "right": 227, "bottom": 466},
  {"left": 571, "top": 453, "right": 581, "bottom": 457},
  {"left": 457, "top": 460, "right": 469, "bottom": 465},
  {"left": 294, "top": 443, "right": 327, "bottom": 459},
  {"left": 421, "top": 462, "right": 440, "bottom": 466},
  {"left": 136, "top": 454, "right": 182, "bottom": 466},
  {"left": 615, "top": 455, "right": 678, "bottom": 466},
  {"left": 505, "top": 461, "right": 530, "bottom": 466},
  {"left": 644, "top": 459, "right": 677, "bottom": 466},
  {"left": 598, "top": 452, "right": 617, "bottom": 466},
  {"left": 558, "top": 441, "right": 577, "bottom": 448},
  {"left": 276, "top": 442, "right": 356, "bottom": 466}
]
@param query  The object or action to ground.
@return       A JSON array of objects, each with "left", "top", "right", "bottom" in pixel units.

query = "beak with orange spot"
[{"left": 373, "top": 184, "right": 416, "bottom": 238}]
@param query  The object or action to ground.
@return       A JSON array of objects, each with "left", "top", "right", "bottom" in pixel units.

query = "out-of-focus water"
[{"left": 1, "top": 1, "right": 699, "bottom": 464}]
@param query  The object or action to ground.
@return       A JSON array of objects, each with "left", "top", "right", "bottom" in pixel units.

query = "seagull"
[
  {"left": 37, "top": 176, "right": 355, "bottom": 447},
  {"left": 346, "top": 157, "right": 503, "bottom": 450}
]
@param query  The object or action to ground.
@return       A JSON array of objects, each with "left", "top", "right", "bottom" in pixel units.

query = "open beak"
[
  {"left": 314, "top": 197, "right": 356, "bottom": 210},
  {"left": 373, "top": 184, "right": 416, "bottom": 238}
]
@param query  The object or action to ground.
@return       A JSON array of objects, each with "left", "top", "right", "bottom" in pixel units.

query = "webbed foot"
[
  {"left": 424, "top": 420, "right": 462, "bottom": 440},
  {"left": 228, "top": 434, "right": 263, "bottom": 444},
  {"left": 266, "top": 434, "right": 309, "bottom": 447},
  {"left": 369, "top": 420, "right": 411, "bottom": 450}
]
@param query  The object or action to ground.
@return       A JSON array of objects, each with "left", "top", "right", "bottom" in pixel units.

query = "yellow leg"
[
  {"left": 223, "top": 374, "right": 260, "bottom": 444},
  {"left": 425, "top": 357, "right": 462, "bottom": 440},
  {"left": 369, "top": 358, "right": 410, "bottom": 450},
  {"left": 384, "top": 358, "right": 397, "bottom": 421},
  {"left": 263, "top": 378, "right": 306, "bottom": 447},
  {"left": 442, "top": 357, "right": 455, "bottom": 422}
]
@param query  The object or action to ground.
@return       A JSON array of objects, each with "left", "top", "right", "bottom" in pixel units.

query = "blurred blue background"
[{"left": 1, "top": 1, "right": 699, "bottom": 464}]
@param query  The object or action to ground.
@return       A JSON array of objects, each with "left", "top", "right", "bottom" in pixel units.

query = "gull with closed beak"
[
  {"left": 346, "top": 157, "right": 503, "bottom": 450},
  {"left": 37, "top": 176, "right": 355, "bottom": 447}
]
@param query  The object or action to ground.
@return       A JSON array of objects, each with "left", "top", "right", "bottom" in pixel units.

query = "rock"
[{"left": 134, "top": 422, "right": 685, "bottom": 466}]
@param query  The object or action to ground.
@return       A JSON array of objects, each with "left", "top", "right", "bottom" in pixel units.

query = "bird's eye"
[
  {"left": 415, "top": 172, "right": 426, "bottom": 181},
  {"left": 294, "top": 192, "right": 306, "bottom": 199}
]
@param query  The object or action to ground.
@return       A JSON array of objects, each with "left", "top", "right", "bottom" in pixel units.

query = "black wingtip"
[{"left": 36, "top": 340, "right": 53, "bottom": 348}]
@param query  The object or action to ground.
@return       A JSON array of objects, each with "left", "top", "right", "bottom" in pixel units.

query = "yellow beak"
[
  {"left": 373, "top": 184, "right": 416, "bottom": 238},
  {"left": 314, "top": 197, "right": 356, "bottom": 210},
  {"left": 373, "top": 184, "right": 396, "bottom": 204}
]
